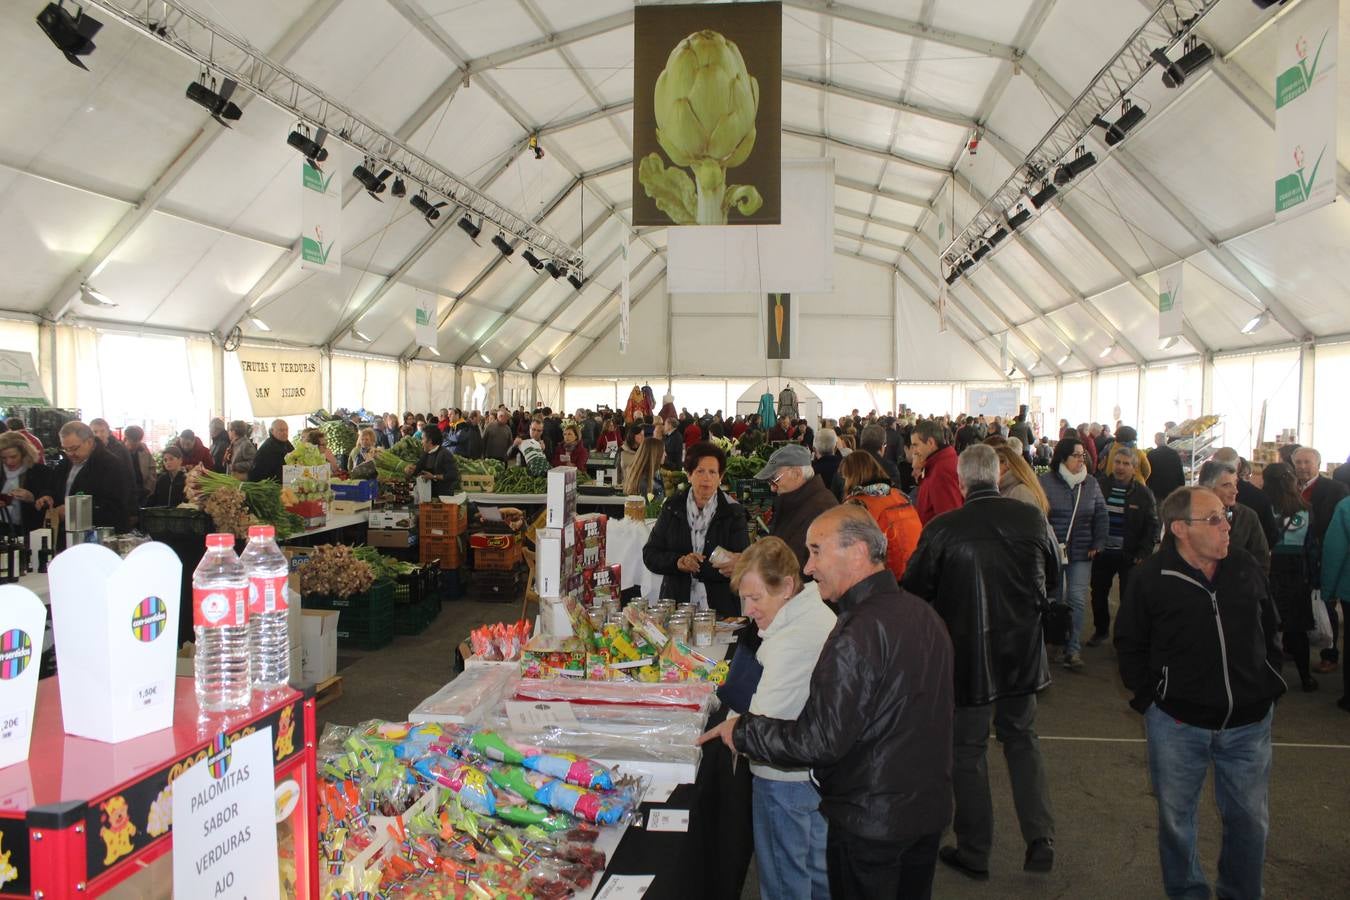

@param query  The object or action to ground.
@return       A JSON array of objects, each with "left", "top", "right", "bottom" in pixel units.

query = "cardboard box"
[
  {"left": 369, "top": 508, "right": 418, "bottom": 530},
  {"left": 546, "top": 466, "right": 577, "bottom": 528},
  {"left": 331, "top": 499, "right": 373, "bottom": 516},
  {"left": 283, "top": 464, "right": 330, "bottom": 485},
  {"left": 368, "top": 527, "right": 416, "bottom": 548},
  {"left": 535, "top": 526, "right": 578, "bottom": 598},
  {"left": 301, "top": 609, "right": 340, "bottom": 685},
  {"left": 574, "top": 513, "right": 608, "bottom": 572},
  {"left": 520, "top": 636, "right": 587, "bottom": 678}
]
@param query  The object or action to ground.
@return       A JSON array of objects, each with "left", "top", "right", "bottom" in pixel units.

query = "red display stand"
[{"left": 1, "top": 677, "right": 318, "bottom": 898}]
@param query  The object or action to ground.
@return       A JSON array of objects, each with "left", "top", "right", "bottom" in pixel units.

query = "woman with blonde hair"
[
  {"left": 994, "top": 443, "right": 1050, "bottom": 515},
  {"left": 348, "top": 427, "right": 380, "bottom": 471},
  {"left": 623, "top": 437, "right": 665, "bottom": 499},
  {"left": 0, "top": 431, "right": 51, "bottom": 532},
  {"left": 730, "top": 536, "right": 836, "bottom": 900}
]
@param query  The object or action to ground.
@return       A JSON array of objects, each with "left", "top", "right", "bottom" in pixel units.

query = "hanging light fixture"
[
  {"left": 567, "top": 272, "right": 585, "bottom": 290},
  {"left": 248, "top": 316, "right": 271, "bottom": 332},
  {"left": 350, "top": 327, "right": 373, "bottom": 343},
  {"left": 186, "top": 74, "right": 242, "bottom": 126},
  {"left": 1241, "top": 310, "right": 1269, "bottom": 334},
  {"left": 425, "top": 345, "right": 441, "bottom": 357},
  {"left": 1159, "top": 336, "right": 1179, "bottom": 350},
  {"left": 521, "top": 249, "right": 544, "bottom": 270},
  {"left": 479, "top": 353, "right": 492, "bottom": 365},
  {"left": 35, "top": 2, "right": 102, "bottom": 70},
  {"left": 79, "top": 283, "right": 116, "bottom": 307},
  {"left": 1151, "top": 39, "right": 1214, "bottom": 89},
  {"left": 1054, "top": 147, "right": 1097, "bottom": 186},
  {"left": 1029, "top": 181, "right": 1058, "bottom": 209},
  {"left": 1057, "top": 352, "right": 1072, "bottom": 366},
  {"left": 1099, "top": 344, "right": 1115, "bottom": 358},
  {"left": 286, "top": 126, "right": 328, "bottom": 170},
  {"left": 491, "top": 234, "right": 514, "bottom": 257},
  {"left": 1007, "top": 206, "right": 1032, "bottom": 230}
]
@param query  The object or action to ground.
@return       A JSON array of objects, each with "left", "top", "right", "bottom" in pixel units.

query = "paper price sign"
[
  {"left": 594, "top": 874, "right": 655, "bottom": 900},
  {"left": 172, "top": 728, "right": 280, "bottom": 900},
  {"left": 505, "top": 700, "right": 579, "bottom": 730},
  {"left": 645, "top": 809, "right": 690, "bottom": 832}
]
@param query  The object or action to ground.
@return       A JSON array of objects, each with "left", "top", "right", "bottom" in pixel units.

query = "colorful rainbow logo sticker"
[
  {"left": 0, "top": 630, "right": 31, "bottom": 680},
  {"left": 131, "top": 596, "right": 168, "bottom": 642},
  {"left": 207, "top": 732, "right": 232, "bottom": 779}
]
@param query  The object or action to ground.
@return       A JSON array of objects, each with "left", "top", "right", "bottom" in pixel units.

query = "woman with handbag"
[
  {"left": 1262, "top": 462, "right": 1319, "bottom": 692},
  {"left": 1039, "top": 436, "right": 1108, "bottom": 671}
]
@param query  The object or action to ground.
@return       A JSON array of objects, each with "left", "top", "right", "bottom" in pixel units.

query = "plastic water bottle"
[
  {"left": 193, "top": 533, "right": 251, "bottom": 711},
  {"left": 241, "top": 524, "right": 291, "bottom": 692}
]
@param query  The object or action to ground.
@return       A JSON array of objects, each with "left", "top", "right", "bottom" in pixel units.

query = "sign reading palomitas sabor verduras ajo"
[{"left": 236, "top": 347, "right": 321, "bottom": 418}]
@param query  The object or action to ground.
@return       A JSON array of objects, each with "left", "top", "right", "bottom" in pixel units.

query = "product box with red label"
[
  {"left": 572, "top": 512, "right": 608, "bottom": 575},
  {"left": 583, "top": 563, "right": 622, "bottom": 606}
]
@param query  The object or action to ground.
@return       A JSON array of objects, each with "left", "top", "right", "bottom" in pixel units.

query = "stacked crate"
[
  {"left": 304, "top": 580, "right": 395, "bottom": 651},
  {"left": 419, "top": 501, "right": 467, "bottom": 570}
]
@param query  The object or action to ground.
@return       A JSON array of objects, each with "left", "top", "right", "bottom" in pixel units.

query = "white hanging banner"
[
  {"left": 300, "top": 162, "right": 341, "bottom": 272},
  {"left": 0, "top": 349, "right": 47, "bottom": 405},
  {"left": 666, "top": 159, "right": 834, "bottom": 293},
  {"left": 415, "top": 292, "right": 437, "bottom": 349},
  {"left": 619, "top": 233, "right": 631, "bottom": 354},
  {"left": 1158, "top": 262, "right": 1184, "bottom": 339},
  {"left": 236, "top": 347, "right": 322, "bottom": 417},
  {"left": 1274, "top": 0, "right": 1338, "bottom": 222},
  {"left": 937, "top": 281, "right": 949, "bottom": 334}
]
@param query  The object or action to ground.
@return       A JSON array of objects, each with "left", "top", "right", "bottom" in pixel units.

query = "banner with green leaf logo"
[
  {"left": 1274, "top": 0, "right": 1337, "bottom": 223},
  {"left": 414, "top": 291, "right": 437, "bottom": 349},
  {"left": 1158, "top": 262, "right": 1183, "bottom": 340},
  {"left": 300, "top": 162, "right": 341, "bottom": 272}
]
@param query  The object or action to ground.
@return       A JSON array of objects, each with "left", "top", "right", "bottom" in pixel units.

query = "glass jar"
[
  {"left": 666, "top": 615, "right": 690, "bottom": 644},
  {"left": 692, "top": 611, "right": 716, "bottom": 647}
]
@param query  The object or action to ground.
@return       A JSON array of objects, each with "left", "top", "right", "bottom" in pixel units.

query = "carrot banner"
[{"left": 766, "top": 292, "right": 791, "bottom": 359}]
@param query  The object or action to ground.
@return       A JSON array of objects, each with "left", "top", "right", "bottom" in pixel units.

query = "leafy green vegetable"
[
  {"left": 640, "top": 30, "right": 762, "bottom": 226},
  {"left": 285, "top": 444, "right": 327, "bottom": 467}
]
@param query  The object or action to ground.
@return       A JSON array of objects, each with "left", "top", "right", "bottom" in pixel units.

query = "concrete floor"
[{"left": 318, "top": 589, "right": 1350, "bottom": 899}]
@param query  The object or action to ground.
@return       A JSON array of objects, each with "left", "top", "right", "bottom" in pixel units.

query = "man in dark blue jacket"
[{"left": 1115, "top": 486, "right": 1285, "bottom": 900}]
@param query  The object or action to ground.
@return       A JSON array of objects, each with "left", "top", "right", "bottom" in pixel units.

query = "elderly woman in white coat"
[{"left": 730, "top": 536, "right": 837, "bottom": 900}]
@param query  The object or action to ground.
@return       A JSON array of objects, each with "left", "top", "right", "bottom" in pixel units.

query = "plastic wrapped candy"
[
  {"left": 413, "top": 756, "right": 496, "bottom": 816},
  {"left": 514, "top": 676, "right": 716, "bottom": 711},
  {"left": 469, "top": 732, "right": 614, "bottom": 791},
  {"left": 488, "top": 763, "right": 631, "bottom": 826}
]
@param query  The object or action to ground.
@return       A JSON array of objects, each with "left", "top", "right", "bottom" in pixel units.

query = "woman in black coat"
[
  {"left": 0, "top": 432, "right": 53, "bottom": 533},
  {"left": 148, "top": 446, "right": 188, "bottom": 508},
  {"left": 643, "top": 441, "right": 749, "bottom": 618}
]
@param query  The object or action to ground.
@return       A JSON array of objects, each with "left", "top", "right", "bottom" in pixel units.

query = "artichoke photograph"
[{"left": 633, "top": 3, "right": 781, "bottom": 227}]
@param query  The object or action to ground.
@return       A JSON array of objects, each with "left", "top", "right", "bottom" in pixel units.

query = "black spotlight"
[
  {"left": 567, "top": 272, "right": 585, "bottom": 290},
  {"left": 36, "top": 2, "right": 102, "bottom": 70},
  {"left": 456, "top": 216, "right": 482, "bottom": 242},
  {"left": 957, "top": 256, "right": 975, "bottom": 274},
  {"left": 1151, "top": 41, "right": 1213, "bottom": 89},
  {"left": 544, "top": 260, "right": 567, "bottom": 279},
  {"left": 491, "top": 234, "right": 514, "bottom": 257},
  {"left": 186, "top": 76, "right": 242, "bottom": 126},
  {"left": 521, "top": 249, "right": 544, "bottom": 270},
  {"left": 971, "top": 243, "right": 991, "bottom": 262},
  {"left": 1029, "top": 181, "right": 1058, "bottom": 208},
  {"left": 1054, "top": 150, "right": 1097, "bottom": 186},
  {"left": 944, "top": 269, "right": 961, "bottom": 286},
  {"left": 410, "top": 191, "right": 446, "bottom": 224},
  {"left": 353, "top": 162, "right": 392, "bottom": 200},
  {"left": 1100, "top": 101, "right": 1146, "bottom": 146},
  {"left": 1007, "top": 206, "right": 1032, "bottom": 229},
  {"left": 286, "top": 127, "right": 328, "bottom": 170},
  {"left": 390, "top": 177, "right": 407, "bottom": 198},
  {"left": 986, "top": 226, "right": 1009, "bottom": 247}
]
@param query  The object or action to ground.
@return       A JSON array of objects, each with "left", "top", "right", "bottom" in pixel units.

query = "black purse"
[{"left": 1042, "top": 601, "right": 1072, "bottom": 646}]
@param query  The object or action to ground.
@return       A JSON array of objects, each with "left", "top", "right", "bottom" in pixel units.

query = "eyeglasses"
[
  {"left": 770, "top": 470, "right": 788, "bottom": 486},
  {"left": 1068, "top": 452, "right": 1086, "bottom": 460},
  {"left": 1185, "top": 514, "right": 1228, "bottom": 528}
]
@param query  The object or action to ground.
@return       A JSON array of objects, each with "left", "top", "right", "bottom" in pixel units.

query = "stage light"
[
  {"left": 286, "top": 127, "right": 328, "bottom": 169},
  {"left": 491, "top": 234, "right": 514, "bottom": 257},
  {"left": 944, "top": 269, "right": 961, "bottom": 286},
  {"left": 390, "top": 177, "right": 407, "bottom": 198},
  {"left": 1151, "top": 40, "right": 1214, "bottom": 89},
  {"left": 957, "top": 256, "right": 975, "bottom": 274},
  {"left": 457, "top": 216, "right": 482, "bottom": 242},
  {"left": 248, "top": 316, "right": 271, "bottom": 332},
  {"left": 1100, "top": 101, "right": 1146, "bottom": 146},
  {"left": 79, "top": 283, "right": 115, "bottom": 307},
  {"left": 521, "top": 249, "right": 544, "bottom": 270},
  {"left": 986, "top": 226, "right": 1009, "bottom": 247},
  {"left": 1241, "top": 310, "right": 1269, "bottom": 334},
  {"left": 1029, "top": 181, "right": 1058, "bottom": 208},
  {"left": 971, "top": 243, "right": 990, "bottom": 262},
  {"left": 410, "top": 191, "right": 447, "bottom": 224},
  {"left": 353, "top": 162, "right": 392, "bottom": 200},
  {"left": 186, "top": 76, "right": 242, "bottom": 126},
  {"left": 544, "top": 260, "right": 567, "bottom": 279},
  {"left": 567, "top": 272, "right": 585, "bottom": 290},
  {"left": 1054, "top": 150, "right": 1097, "bottom": 186},
  {"left": 36, "top": 2, "right": 102, "bottom": 70},
  {"left": 1007, "top": 206, "right": 1032, "bottom": 229}
]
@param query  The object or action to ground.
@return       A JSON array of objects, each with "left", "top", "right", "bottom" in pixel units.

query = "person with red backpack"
[{"left": 841, "top": 450, "right": 921, "bottom": 582}]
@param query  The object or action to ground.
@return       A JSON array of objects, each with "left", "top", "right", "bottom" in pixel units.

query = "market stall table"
[{"left": 281, "top": 511, "right": 370, "bottom": 545}]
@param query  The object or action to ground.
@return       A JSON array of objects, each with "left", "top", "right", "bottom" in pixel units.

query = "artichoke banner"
[{"left": 633, "top": 4, "right": 781, "bottom": 227}]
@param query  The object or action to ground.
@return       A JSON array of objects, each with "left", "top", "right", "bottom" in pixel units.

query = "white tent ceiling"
[{"left": 2, "top": 0, "right": 1348, "bottom": 383}]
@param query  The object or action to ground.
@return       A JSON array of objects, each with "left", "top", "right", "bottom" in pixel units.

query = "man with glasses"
[
  {"left": 50, "top": 421, "right": 132, "bottom": 532},
  {"left": 1115, "top": 486, "right": 1285, "bottom": 900},
  {"left": 715, "top": 445, "right": 837, "bottom": 577}
]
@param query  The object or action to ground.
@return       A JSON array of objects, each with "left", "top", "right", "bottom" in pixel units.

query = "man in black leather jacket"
[
  {"left": 1115, "top": 486, "right": 1285, "bottom": 900},
  {"left": 700, "top": 506, "right": 953, "bottom": 900},
  {"left": 902, "top": 444, "right": 1059, "bottom": 881}
]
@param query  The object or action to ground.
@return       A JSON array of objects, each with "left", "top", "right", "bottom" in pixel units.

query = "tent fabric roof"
[{"left": 1, "top": 0, "right": 1346, "bottom": 380}]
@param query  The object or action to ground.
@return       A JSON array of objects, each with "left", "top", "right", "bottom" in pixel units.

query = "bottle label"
[
  {"left": 248, "top": 575, "right": 289, "bottom": 615},
  {"left": 194, "top": 586, "right": 247, "bottom": 628}
]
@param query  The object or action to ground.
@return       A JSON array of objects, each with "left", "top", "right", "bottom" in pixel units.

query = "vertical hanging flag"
[
  {"left": 300, "top": 162, "right": 341, "bottom": 272},
  {"left": 766, "top": 292, "right": 791, "bottom": 359},
  {"left": 1000, "top": 332, "right": 1009, "bottom": 376},
  {"left": 937, "top": 281, "right": 949, "bottom": 333},
  {"left": 1274, "top": 0, "right": 1338, "bottom": 222},
  {"left": 619, "top": 233, "right": 631, "bottom": 354},
  {"left": 1158, "top": 262, "right": 1184, "bottom": 339},
  {"left": 414, "top": 292, "right": 437, "bottom": 349}
]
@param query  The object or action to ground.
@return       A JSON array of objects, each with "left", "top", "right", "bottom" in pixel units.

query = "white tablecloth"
[{"left": 606, "top": 517, "right": 663, "bottom": 600}]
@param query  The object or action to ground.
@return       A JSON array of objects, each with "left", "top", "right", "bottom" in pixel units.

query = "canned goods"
[
  {"left": 666, "top": 615, "right": 690, "bottom": 644},
  {"left": 692, "top": 611, "right": 716, "bottom": 647}
]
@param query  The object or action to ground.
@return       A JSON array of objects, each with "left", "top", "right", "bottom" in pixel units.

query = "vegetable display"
[
  {"left": 296, "top": 544, "right": 376, "bottom": 598},
  {"left": 456, "top": 457, "right": 505, "bottom": 477},
  {"left": 284, "top": 443, "right": 326, "bottom": 467},
  {"left": 638, "top": 30, "right": 762, "bottom": 226},
  {"left": 184, "top": 466, "right": 304, "bottom": 537},
  {"left": 350, "top": 544, "right": 419, "bottom": 581},
  {"left": 320, "top": 420, "right": 357, "bottom": 460}
]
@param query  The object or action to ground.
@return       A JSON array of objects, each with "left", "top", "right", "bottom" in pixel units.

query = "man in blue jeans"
[{"left": 1115, "top": 486, "right": 1286, "bottom": 900}]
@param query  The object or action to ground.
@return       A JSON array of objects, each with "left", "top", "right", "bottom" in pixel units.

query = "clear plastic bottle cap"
[
  {"left": 247, "top": 525, "right": 276, "bottom": 539},
  {"left": 206, "top": 533, "right": 234, "bottom": 548}
]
